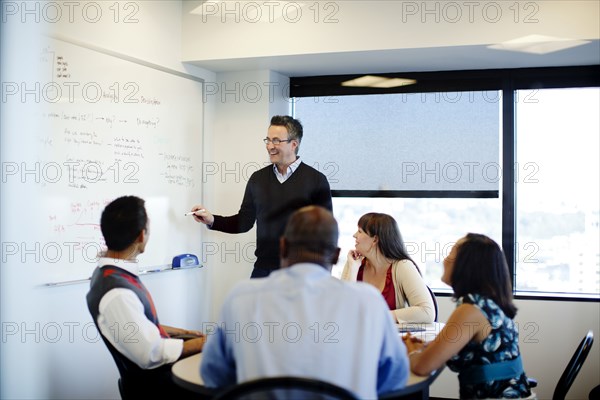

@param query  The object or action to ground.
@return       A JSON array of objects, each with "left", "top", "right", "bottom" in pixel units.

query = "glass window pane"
[
  {"left": 295, "top": 92, "right": 500, "bottom": 192},
  {"left": 331, "top": 197, "right": 501, "bottom": 291},
  {"left": 295, "top": 91, "right": 503, "bottom": 291},
  {"left": 516, "top": 88, "right": 600, "bottom": 297}
]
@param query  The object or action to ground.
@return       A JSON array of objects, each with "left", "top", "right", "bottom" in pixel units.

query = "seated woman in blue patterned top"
[{"left": 403, "top": 233, "right": 533, "bottom": 399}]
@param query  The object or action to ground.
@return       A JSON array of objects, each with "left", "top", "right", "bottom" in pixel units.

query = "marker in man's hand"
[{"left": 185, "top": 209, "right": 205, "bottom": 216}]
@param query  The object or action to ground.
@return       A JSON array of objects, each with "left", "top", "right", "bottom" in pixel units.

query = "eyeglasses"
[{"left": 263, "top": 138, "right": 293, "bottom": 145}]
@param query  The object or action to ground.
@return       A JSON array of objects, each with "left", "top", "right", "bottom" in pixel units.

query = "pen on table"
[{"left": 185, "top": 209, "right": 205, "bottom": 216}]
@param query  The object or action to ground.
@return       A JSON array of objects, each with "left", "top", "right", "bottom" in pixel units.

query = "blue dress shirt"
[{"left": 200, "top": 263, "right": 409, "bottom": 399}]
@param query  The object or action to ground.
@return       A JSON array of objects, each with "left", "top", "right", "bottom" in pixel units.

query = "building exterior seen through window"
[{"left": 515, "top": 88, "right": 599, "bottom": 296}]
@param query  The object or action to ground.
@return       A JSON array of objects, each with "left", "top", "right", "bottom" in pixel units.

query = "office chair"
[
  {"left": 527, "top": 330, "right": 595, "bottom": 400},
  {"left": 552, "top": 330, "right": 594, "bottom": 400},
  {"left": 589, "top": 384, "right": 600, "bottom": 400},
  {"left": 426, "top": 285, "right": 438, "bottom": 322},
  {"left": 525, "top": 331, "right": 594, "bottom": 400},
  {"left": 117, "top": 378, "right": 127, "bottom": 399},
  {"left": 212, "top": 376, "right": 360, "bottom": 400}
]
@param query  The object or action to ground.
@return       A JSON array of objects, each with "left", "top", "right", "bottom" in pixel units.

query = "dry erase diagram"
[{"left": 12, "top": 36, "right": 206, "bottom": 285}]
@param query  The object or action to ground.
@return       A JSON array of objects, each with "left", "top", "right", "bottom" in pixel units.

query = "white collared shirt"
[
  {"left": 94, "top": 257, "right": 183, "bottom": 369},
  {"left": 98, "top": 256, "right": 139, "bottom": 275},
  {"left": 273, "top": 157, "right": 302, "bottom": 183}
]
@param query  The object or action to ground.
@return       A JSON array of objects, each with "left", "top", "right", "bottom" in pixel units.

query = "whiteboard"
[{"left": 33, "top": 37, "right": 204, "bottom": 284}]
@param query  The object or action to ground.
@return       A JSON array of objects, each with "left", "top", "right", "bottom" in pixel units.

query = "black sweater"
[{"left": 211, "top": 162, "right": 332, "bottom": 270}]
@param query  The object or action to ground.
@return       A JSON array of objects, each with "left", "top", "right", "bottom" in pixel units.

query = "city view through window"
[{"left": 515, "top": 88, "right": 599, "bottom": 296}]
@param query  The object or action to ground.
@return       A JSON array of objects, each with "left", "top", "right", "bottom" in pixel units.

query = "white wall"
[
  {"left": 0, "top": 2, "right": 215, "bottom": 399},
  {"left": 201, "top": 69, "right": 291, "bottom": 320}
]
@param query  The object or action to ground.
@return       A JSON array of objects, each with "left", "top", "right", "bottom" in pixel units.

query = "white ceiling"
[{"left": 187, "top": 40, "right": 600, "bottom": 77}]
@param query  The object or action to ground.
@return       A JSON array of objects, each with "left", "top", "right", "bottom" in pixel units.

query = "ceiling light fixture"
[
  {"left": 341, "top": 75, "right": 417, "bottom": 88},
  {"left": 488, "top": 34, "right": 590, "bottom": 55}
]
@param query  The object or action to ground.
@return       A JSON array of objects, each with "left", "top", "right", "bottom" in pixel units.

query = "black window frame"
[{"left": 290, "top": 65, "right": 600, "bottom": 302}]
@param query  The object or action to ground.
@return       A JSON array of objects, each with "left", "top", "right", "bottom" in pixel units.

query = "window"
[
  {"left": 292, "top": 66, "right": 600, "bottom": 299},
  {"left": 295, "top": 90, "right": 502, "bottom": 291},
  {"left": 515, "top": 88, "right": 600, "bottom": 297},
  {"left": 330, "top": 197, "right": 501, "bottom": 291},
  {"left": 296, "top": 92, "right": 500, "bottom": 193}
]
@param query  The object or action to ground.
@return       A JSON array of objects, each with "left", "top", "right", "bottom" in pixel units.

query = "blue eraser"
[{"left": 172, "top": 254, "right": 199, "bottom": 269}]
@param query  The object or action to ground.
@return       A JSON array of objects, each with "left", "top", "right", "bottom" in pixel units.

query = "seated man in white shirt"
[
  {"left": 86, "top": 195, "right": 205, "bottom": 398},
  {"left": 200, "top": 205, "right": 410, "bottom": 399}
]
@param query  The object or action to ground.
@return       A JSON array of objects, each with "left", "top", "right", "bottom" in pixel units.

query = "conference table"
[{"left": 172, "top": 323, "right": 445, "bottom": 399}]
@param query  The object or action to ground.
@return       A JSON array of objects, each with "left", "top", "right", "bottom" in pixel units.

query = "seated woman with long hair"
[
  {"left": 340, "top": 212, "right": 435, "bottom": 323},
  {"left": 404, "top": 233, "right": 532, "bottom": 399}
]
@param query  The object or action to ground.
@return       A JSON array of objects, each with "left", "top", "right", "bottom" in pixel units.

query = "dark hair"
[
  {"left": 284, "top": 206, "right": 339, "bottom": 259},
  {"left": 358, "top": 213, "right": 418, "bottom": 272},
  {"left": 451, "top": 233, "right": 517, "bottom": 318},
  {"left": 270, "top": 115, "right": 303, "bottom": 154},
  {"left": 100, "top": 196, "right": 147, "bottom": 251}
]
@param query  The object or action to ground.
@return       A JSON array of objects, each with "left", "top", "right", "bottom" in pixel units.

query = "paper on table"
[
  {"left": 397, "top": 322, "right": 443, "bottom": 343},
  {"left": 397, "top": 323, "right": 427, "bottom": 333}
]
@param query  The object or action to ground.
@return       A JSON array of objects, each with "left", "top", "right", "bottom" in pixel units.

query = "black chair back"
[
  {"left": 212, "top": 376, "right": 359, "bottom": 400},
  {"left": 426, "top": 285, "right": 438, "bottom": 322},
  {"left": 553, "top": 330, "right": 594, "bottom": 400}
]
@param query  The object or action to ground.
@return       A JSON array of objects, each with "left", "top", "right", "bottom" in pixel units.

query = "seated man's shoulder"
[
  {"left": 341, "top": 280, "right": 385, "bottom": 301},
  {"left": 223, "top": 277, "right": 287, "bottom": 305},
  {"left": 227, "top": 278, "right": 267, "bottom": 297}
]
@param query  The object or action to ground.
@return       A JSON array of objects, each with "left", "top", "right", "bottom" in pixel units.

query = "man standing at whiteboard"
[{"left": 191, "top": 115, "right": 333, "bottom": 278}]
